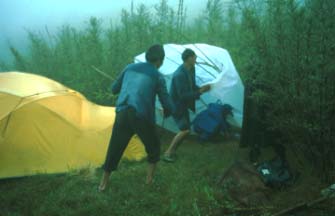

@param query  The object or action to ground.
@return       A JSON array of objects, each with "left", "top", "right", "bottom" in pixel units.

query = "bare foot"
[
  {"left": 146, "top": 176, "right": 153, "bottom": 185},
  {"left": 99, "top": 171, "right": 110, "bottom": 192},
  {"left": 146, "top": 163, "right": 156, "bottom": 185},
  {"left": 98, "top": 183, "right": 107, "bottom": 192}
]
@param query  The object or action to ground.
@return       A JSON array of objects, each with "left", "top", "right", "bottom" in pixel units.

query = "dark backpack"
[
  {"left": 257, "top": 157, "right": 293, "bottom": 188},
  {"left": 193, "top": 102, "right": 232, "bottom": 141}
]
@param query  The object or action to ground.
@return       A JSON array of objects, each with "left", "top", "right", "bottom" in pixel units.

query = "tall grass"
[{"left": 4, "top": 0, "right": 335, "bottom": 182}]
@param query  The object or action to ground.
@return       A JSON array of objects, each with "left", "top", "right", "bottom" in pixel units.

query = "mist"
[{"left": 0, "top": 0, "right": 208, "bottom": 63}]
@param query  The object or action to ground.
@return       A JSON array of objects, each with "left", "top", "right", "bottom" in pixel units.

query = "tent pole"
[
  {"left": 91, "top": 65, "right": 114, "bottom": 81},
  {"left": 169, "top": 45, "right": 217, "bottom": 78},
  {"left": 178, "top": 33, "right": 221, "bottom": 72},
  {"left": 192, "top": 43, "right": 221, "bottom": 72}
]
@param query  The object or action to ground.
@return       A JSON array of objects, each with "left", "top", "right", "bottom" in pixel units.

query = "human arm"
[
  {"left": 199, "top": 84, "right": 211, "bottom": 93},
  {"left": 157, "top": 74, "right": 175, "bottom": 117},
  {"left": 111, "top": 67, "right": 127, "bottom": 94}
]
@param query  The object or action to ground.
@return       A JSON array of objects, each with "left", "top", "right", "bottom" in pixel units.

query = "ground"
[{"left": 0, "top": 129, "right": 334, "bottom": 216}]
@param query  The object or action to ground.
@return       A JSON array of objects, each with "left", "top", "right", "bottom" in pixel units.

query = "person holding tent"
[
  {"left": 99, "top": 44, "right": 174, "bottom": 191},
  {"left": 163, "top": 48, "right": 211, "bottom": 162}
]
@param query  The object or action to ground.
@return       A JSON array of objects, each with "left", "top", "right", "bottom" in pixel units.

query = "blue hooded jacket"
[{"left": 112, "top": 62, "right": 174, "bottom": 124}]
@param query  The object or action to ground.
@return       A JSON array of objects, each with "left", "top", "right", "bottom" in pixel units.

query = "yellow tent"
[{"left": 0, "top": 72, "right": 146, "bottom": 179}]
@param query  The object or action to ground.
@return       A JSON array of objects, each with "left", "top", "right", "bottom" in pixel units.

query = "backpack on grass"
[
  {"left": 257, "top": 157, "right": 294, "bottom": 188},
  {"left": 193, "top": 102, "right": 233, "bottom": 141}
]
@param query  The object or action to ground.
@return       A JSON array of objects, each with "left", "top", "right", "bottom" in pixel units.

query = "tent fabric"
[
  {"left": 134, "top": 44, "right": 244, "bottom": 133},
  {"left": 0, "top": 72, "right": 146, "bottom": 179}
]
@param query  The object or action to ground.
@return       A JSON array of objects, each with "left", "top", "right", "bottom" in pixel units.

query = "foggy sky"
[
  {"left": 0, "top": 0, "right": 207, "bottom": 61},
  {"left": 0, "top": 0, "right": 215, "bottom": 63}
]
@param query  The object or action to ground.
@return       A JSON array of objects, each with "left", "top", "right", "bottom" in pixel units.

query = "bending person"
[{"left": 99, "top": 44, "right": 174, "bottom": 191}]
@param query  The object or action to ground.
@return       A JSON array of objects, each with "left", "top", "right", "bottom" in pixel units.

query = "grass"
[{"left": 0, "top": 131, "right": 334, "bottom": 216}]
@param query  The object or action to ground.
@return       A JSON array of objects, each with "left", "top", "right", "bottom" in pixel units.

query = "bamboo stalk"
[{"left": 91, "top": 65, "right": 114, "bottom": 81}]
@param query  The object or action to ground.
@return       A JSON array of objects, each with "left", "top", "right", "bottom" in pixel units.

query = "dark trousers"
[{"left": 102, "top": 107, "right": 160, "bottom": 172}]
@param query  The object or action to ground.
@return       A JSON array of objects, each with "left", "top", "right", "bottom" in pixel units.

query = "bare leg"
[
  {"left": 165, "top": 130, "right": 190, "bottom": 156},
  {"left": 99, "top": 171, "right": 111, "bottom": 192},
  {"left": 146, "top": 163, "right": 157, "bottom": 184}
]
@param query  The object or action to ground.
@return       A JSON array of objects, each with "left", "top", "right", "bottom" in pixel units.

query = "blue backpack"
[{"left": 193, "top": 102, "right": 233, "bottom": 141}]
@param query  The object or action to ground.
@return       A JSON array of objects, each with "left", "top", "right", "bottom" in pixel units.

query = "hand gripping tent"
[
  {"left": 0, "top": 72, "right": 146, "bottom": 179},
  {"left": 135, "top": 44, "right": 244, "bottom": 133}
]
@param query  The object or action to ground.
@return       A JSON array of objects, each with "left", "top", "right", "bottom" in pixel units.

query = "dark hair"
[
  {"left": 145, "top": 44, "right": 165, "bottom": 63},
  {"left": 182, "top": 48, "right": 196, "bottom": 62}
]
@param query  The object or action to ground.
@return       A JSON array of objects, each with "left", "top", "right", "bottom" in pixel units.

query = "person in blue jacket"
[
  {"left": 99, "top": 45, "right": 174, "bottom": 191},
  {"left": 163, "top": 48, "right": 211, "bottom": 162}
]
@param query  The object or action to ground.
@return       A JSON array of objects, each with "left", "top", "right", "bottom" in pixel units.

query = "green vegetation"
[
  {"left": 0, "top": 0, "right": 334, "bottom": 214},
  {"left": 4, "top": 0, "right": 334, "bottom": 182},
  {"left": 0, "top": 138, "right": 243, "bottom": 216},
  {"left": 1, "top": 135, "right": 333, "bottom": 216}
]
